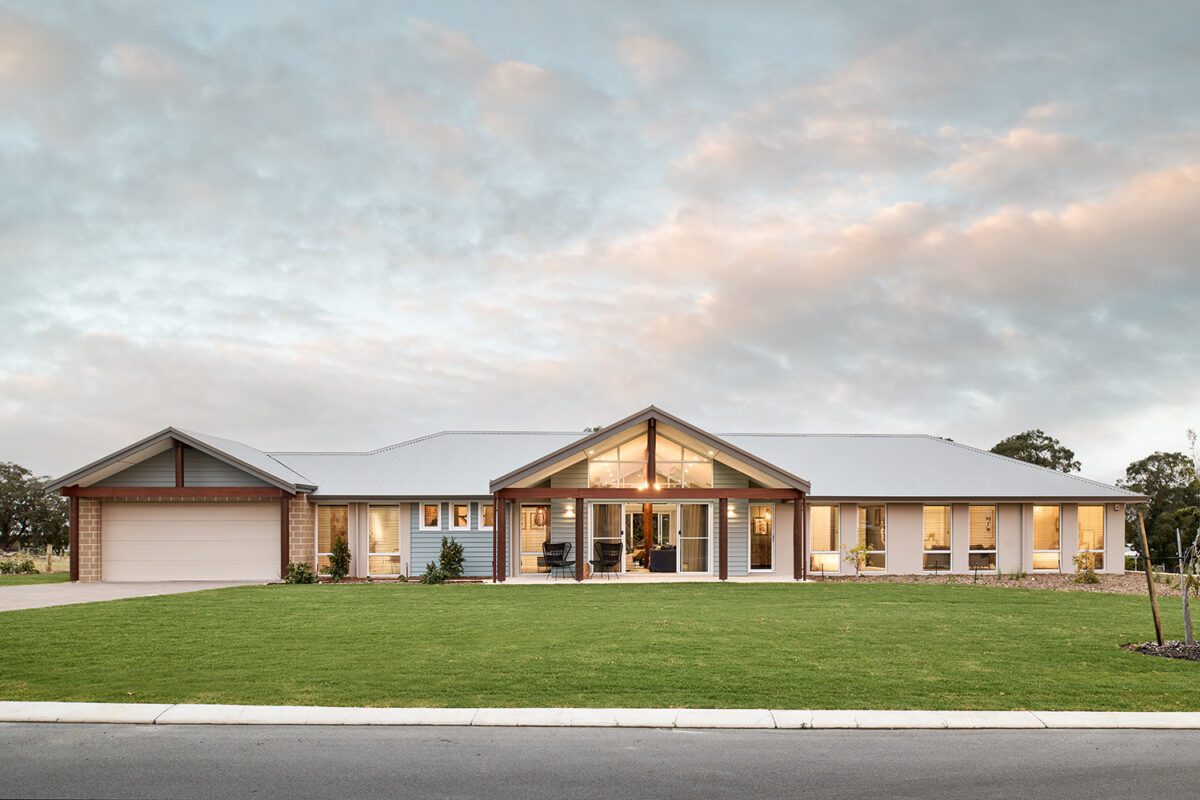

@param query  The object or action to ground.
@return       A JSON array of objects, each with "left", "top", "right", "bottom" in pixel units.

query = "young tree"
[
  {"left": 990, "top": 430, "right": 1082, "bottom": 473},
  {"left": 1119, "top": 451, "right": 1200, "bottom": 566}
]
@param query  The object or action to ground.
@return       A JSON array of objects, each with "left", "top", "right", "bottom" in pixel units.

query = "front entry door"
[
  {"left": 749, "top": 503, "right": 774, "bottom": 572},
  {"left": 519, "top": 504, "right": 550, "bottom": 574}
]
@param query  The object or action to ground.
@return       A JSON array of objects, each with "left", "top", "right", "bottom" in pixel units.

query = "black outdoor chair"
[
  {"left": 542, "top": 542, "right": 575, "bottom": 580},
  {"left": 589, "top": 541, "right": 623, "bottom": 579}
]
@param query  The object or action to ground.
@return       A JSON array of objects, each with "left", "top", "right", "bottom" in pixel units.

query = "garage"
[{"left": 102, "top": 502, "right": 280, "bottom": 581}]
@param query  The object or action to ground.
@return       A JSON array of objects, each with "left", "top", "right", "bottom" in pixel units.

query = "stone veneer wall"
[{"left": 288, "top": 492, "right": 315, "bottom": 566}]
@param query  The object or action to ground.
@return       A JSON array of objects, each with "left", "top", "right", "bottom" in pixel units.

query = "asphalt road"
[{"left": 2, "top": 723, "right": 1196, "bottom": 800}]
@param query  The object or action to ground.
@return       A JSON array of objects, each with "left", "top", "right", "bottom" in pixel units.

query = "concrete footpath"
[{"left": 2, "top": 702, "right": 1199, "bottom": 729}]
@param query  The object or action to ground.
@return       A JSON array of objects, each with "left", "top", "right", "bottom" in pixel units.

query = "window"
[
  {"left": 420, "top": 502, "right": 441, "bottom": 531},
  {"left": 368, "top": 505, "right": 402, "bottom": 575},
  {"left": 968, "top": 506, "right": 997, "bottom": 570},
  {"left": 809, "top": 505, "right": 839, "bottom": 574},
  {"left": 587, "top": 433, "right": 713, "bottom": 488},
  {"left": 451, "top": 503, "right": 470, "bottom": 530},
  {"left": 1078, "top": 505, "right": 1105, "bottom": 570},
  {"left": 1033, "top": 505, "right": 1060, "bottom": 570},
  {"left": 316, "top": 505, "right": 349, "bottom": 572},
  {"left": 857, "top": 505, "right": 886, "bottom": 571},
  {"left": 922, "top": 506, "right": 951, "bottom": 572},
  {"left": 479, "top": 503, "right": 495, "bottom": 531}
]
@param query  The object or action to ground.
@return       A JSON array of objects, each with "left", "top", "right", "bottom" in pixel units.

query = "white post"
[{"left": 1178, "top": 528, "right": 1194, "bottom": 646}]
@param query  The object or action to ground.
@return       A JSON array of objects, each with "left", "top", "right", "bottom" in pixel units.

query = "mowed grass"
[
  {"left": 1, "top": 583, "right": 1196, "bottom": 710},
  {"left": 0, "top": 572, "right": 69, "bottom": 586}
]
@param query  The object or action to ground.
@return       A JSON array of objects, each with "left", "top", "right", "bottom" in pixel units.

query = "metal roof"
[
  {"left": 45, "top": 427, "right": 316, "bottom": 494},
  {"left": 266, "top": 430, "right": 1143, "bottom": 502}
]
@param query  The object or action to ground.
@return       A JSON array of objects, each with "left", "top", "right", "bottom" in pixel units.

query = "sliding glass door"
[
  {"left": 679, "top": 503, "right": 710, "bottom": 573},
  {"left": 591, "top": 503, "right": 624, "bottom": 573}
]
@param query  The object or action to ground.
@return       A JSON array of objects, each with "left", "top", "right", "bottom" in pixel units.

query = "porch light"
[
  {"left": 653, "top": 482, "right": 660, "bottom": 490},
  {"left": 564, "top": 504, "right": 574, "bottom": 518},
  {"left": 727, "top": 505, "right": 735, "bottom": 519}
]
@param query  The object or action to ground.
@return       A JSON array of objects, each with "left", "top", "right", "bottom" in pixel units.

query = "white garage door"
[{"left": 103, "top": 502, "right": 279, "bottom": 581}]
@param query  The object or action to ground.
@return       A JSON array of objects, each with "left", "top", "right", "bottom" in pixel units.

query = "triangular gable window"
[{"left": 587, "top": 433, "right": 713, "bottom": 489}]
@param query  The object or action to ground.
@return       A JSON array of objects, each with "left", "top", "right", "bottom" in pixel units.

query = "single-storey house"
[{"left": 46, "top": 406, "right": 1144, "bottom": 583}]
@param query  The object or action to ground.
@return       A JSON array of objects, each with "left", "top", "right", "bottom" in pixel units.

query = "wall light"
[{"left": 564, "top": 504, "right": 574, "bottom": 519}]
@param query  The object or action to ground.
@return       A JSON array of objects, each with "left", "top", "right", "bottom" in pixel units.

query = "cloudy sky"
[{"left": 2, "top": 1, "right": 1198, "bottom": 483}]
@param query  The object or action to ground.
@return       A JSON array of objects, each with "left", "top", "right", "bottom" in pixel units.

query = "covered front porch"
[{"left": 487, "top": 407, "right": 811, "bottom": 582}]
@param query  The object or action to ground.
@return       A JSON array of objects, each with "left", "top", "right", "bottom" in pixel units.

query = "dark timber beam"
[
  {"left": 642, "top": 502, "right": 652, "bottom": 565},
  {"left": 491, "top": 493, "right": 500, "bottom": 582},
  {"left": 174, "top": 440, "right": 185, "bottom": 487},
  {"left": 499, "top": 500, "right": 508, "bottom": 582},
  {"left": 61, "top": 486, "right": 287, "bottom": 498},
  {"left": 574, "top": 497, "right": 584, "bottom": 581},
  {"left": 280, "top": 495, "right": 290, "bottom": 579},
  {"left": 718, "top": 497, "right": 729, "bottom": 580},
  {"left": 793, "top": 497, "right": 803, "bottom": 581},
  {"left": 646, "top": 418, "right": 656, "bottom": 488},
  {"left": 68, "top": 495, "right": 79, "bottom": 582},
  {"left": 496, "top": 487, "right": 802, "bottom": 500}
]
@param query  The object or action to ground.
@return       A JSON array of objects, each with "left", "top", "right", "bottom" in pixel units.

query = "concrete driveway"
[{"left": 0, "top": 581, "right": 260, "bottom": 612}]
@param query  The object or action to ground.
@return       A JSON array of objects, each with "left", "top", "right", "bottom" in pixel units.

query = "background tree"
[
  {"left": 0, "top": 463, "right": 69, "bottom": 556},
  {"left": 1119, "top": 451, "right": 1200, "bottom": 566},
  {"left": 0, "top": 462, "right": 38, "bottom": 551},
  {"left": 990, "top": 430, "right": 1082, "bottom": 473}
]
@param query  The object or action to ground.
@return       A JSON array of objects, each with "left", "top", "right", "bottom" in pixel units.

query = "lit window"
[
  {"left": 809, "top": 505, "right": 839, "bottom": 574},
  {"left": 922, "top": 506, "right": 951, "bottom": 571},
  {"left": 1033, "top": 505, "right": 1060, "bottom": 570},
  {"left": 968, "top": 506, "right": 997, "bottom": 570},
  {"left": 368, "top": 506, "right": 402, "bottom": 575},
  {"left": 857, "top": 505, "right": 886, "bottom": 571},
  {"left": 479, "top": 503, "right": 495, "bottom": 531},
  {"left": 586, "top": 432, "right": 713, "bottom": 488},
  {"left": 420, "top": 502, "right": 441, "bottom": 531},
  {"left": 451, "top": 503, "right": 470, "bottom": 530},
  {"left": 316, "top": 505, "right": 349, "bottom": 572},
  {"left": 1077, "top": 505, "right": 1104, "bottom": 570}
]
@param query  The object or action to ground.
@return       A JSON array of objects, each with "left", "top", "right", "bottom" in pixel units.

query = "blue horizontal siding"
[{"left": 409, "top": 500, "right": 494, "bottom": 577}]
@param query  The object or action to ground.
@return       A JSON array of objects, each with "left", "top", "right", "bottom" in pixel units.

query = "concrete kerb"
[{"left": 2, "top": 702, "right": 1199, "bottom": 729}]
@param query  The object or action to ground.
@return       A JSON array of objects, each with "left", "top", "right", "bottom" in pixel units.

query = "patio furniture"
[
  {"left": 649, "top": 546, "right": 677, "bottom": 573},
  {"left": 589, "top": 541, "right": 623, "bottom": 579},
  {"left": 542, "top": 542, "right": 575, "bottom": 580}
]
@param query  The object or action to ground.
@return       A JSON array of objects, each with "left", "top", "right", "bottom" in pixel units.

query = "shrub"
[
  {"left": 421, "top": 561, "right": 445, "bottom": 584},
  {"left": 322, "top": 535, "right": 351, "bottom": 582},
  {"left": 284, "top": 561, "right": 317, "bottom": 584},
  {"left": 1073, "top": 552, "right": 1100, "bottom": 584},
  {"left": 438, "top": 536, "right": 465, "bottom": 579},
  {"left": 0, "top": 559, "right": 38, "bottom": 575},
  {"left": 422, "top": 537, "right": 466, "bottom": 585},
  {"left": 842, "top": 544, "right": 870, "bottom": 576}
]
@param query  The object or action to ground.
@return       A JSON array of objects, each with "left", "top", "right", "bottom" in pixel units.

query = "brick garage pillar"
[
  {"left": 288, "top": 492, "right": 315, "bottom": 567},
  {"left": 77, "top": 498, "right": 103, "bottom": 582}
]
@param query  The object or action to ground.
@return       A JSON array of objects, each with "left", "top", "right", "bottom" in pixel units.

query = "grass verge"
[{"left": 0, "top": 582, "right": 1195, "bottom": 710}]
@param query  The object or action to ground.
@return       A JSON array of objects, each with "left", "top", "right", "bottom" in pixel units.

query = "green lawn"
[
  {"left": 0, "top": 583, "right": 1196, "bottom": 710},
  {"left": 0, "top": 572, "right": 70, "bottom": 586}
]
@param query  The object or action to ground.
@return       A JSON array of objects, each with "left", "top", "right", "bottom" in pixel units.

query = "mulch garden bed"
[
  {"left": 1123, "top": 640, "right": 1200, "bottom": 662},
  {"left": 818, "top": 572, "right": 1187, "bottom": 597}
]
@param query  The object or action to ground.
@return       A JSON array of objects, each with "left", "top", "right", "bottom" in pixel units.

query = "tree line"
[
  {"left": 990, "top": 429, "right": 1200, "bottom": 566},
  {"left": 0, "top": 463, "right": 69, "bottom": 555}
]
